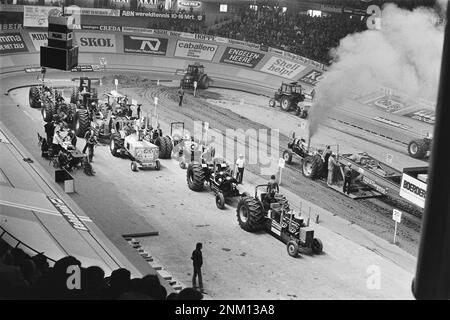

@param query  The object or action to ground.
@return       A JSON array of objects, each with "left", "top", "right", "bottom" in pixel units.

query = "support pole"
[{"left": 412, "top": 9, "right": 450, "bottom": 300}]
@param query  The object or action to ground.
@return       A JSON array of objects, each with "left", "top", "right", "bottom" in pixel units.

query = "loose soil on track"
[{"left": 101, "top": 74, "right": 421, "bottom": 256}]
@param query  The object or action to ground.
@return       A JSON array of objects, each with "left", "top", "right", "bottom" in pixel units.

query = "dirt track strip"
[{"left": 98, "top": 75, "right": 421, "bottom": 257}]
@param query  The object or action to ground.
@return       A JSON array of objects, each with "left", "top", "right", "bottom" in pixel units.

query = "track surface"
[{"left": 0, "top": 71, "right": 416, "bottom": 299}]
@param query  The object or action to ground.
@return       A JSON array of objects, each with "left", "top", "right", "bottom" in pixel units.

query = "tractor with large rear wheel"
[
  {"left": 236, "top": 185, "right": 323, "bottom": 257},
  {"left": 180, "top": 63, "right": 211, "bottom": 89},
  {"left": 269, "top": 82, "right": 309, "bottom": 118},
  {"left": 186, "top": 158, "right": 245, "bottom": 209}
]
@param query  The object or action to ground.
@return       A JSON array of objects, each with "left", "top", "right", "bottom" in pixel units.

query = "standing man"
[
  {"left": 193, "top": 80, "right": 198, "bottom": 97},
  {"left": 83, "top": 128, "right": 97, "bottom": 162},
  {"left": 191, "top": 242, "right": 203, "bottom": 292},
  {"left": 327, "top": 154, "right": 337, "bottom": 186},
  {"left": 343, "top": 163, "right": 352, "bottom": 194},
  {"left": 322, "top": 145, "right": 332, "bottom": 177},
  {"left": 44, "top": 120, "right": 55, "bottom": 146},
  {"left": 235, "top": 154, "right": 245, "bottom": 184},
  {"left": 178, "top": 86, "right": 184, "bottom": 107}
]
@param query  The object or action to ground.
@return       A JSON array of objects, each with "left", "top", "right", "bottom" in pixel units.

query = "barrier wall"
[{"left": 0, "top": 28, "right": 325, "bottom": 95}]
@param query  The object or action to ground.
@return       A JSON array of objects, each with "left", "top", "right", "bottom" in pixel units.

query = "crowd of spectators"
[
  {"left": 0, "top": 238, "right": 202, "bottom": 300},
  {"left": 212, "top": 7, "right": 366, "bottom": 64}
]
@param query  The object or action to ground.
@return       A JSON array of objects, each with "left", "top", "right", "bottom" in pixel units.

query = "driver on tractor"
[{"left": 265, "top": 175, "right": 280, "bottom": 208}]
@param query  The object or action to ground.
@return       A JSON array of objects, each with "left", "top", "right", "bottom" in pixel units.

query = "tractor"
[
  {"left": 269, "top": 82, "right": 307, "bottom": 117},
  {"left": 180, "top": 63, "right": 211, "bottom": 89},
  {"left": 109, "top": 118, "right": 160, "bottom": 171},
  {"left": 407, "top": 135, "right": 432, "bottom": 159},
  {"left": 186, "top": 158, "right": 245, "bottom": 209},
  {"left": 29, "top": 67, "right": 53, "bottom": 109},
  {"left": 236, "top": 185, "right": 323, "bottom": 257},
  {"left": 139, "top": 117, "right": 174, "bottom": 159}
]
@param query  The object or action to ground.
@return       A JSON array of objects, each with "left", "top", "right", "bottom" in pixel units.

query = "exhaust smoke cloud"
[{"left": 308, "top": 3, "right": 446, "bottom": 138}]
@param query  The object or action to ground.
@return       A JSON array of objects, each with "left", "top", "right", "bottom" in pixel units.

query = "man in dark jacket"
[
  {"left": 191, "top": 242, "right": 203, "bottom": 292},
  {"left": 343, "top": 163, "right": 352, "bottom": 194},
  {"left": 83, "top": 129, "right": 97, "bottom": 161},
  {"left": 44, "top": 121, "right": 55, "bottom": 145}
]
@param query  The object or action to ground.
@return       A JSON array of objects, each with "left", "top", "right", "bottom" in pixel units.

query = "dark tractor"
[
  {"left": 236, "top": 185, "right": 323, "bottom": 257},
  {"left": 408, "top": 136, "right": 432, "bottom": 159},
  {"left": 186, "top": 158, "right": 244, "bottom": 209},
  {"left": 70, "top": 77, "right": 100, "bottom": 138},
  {"left": 269, "top": 82, "right": 307, "bottom": 117},
  {"left": 29, "top": 67, "right": 51, "bottom": 109},
  {"left": 282, "top": 136, "right": 310, "bottom": 165},
  {"left": 180, "top": 63, "right": 211, "bottom": 89}
]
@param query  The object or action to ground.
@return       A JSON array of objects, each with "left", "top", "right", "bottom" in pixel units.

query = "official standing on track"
[
  {"left": 235, "top": 154, "right": 245, "bottom": 184},
  {"left": 327, "top": 154, "right": 337, "bottom": 186},
  {"left": 178, "top": 87, "right": 184, "bottom": 107},
  {"left": 191, "top": 242, "right": 204, "bottom": 292},
  {"left": 193, "top": 80, "right": 198, "bottom": 97},
  {"left": 343, "top": 163, "right": 352, "bottom": 194}
]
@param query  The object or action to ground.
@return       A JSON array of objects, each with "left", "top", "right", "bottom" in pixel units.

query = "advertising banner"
[
  {"left": 260, "top": 57, "right": 306, "bottom": 79},
  {"left": 0, "top": 32, "right": 28, "bottom": 55},
  {"left": 64, "top": 7, "right": 121, "bottom": 17},
  {"left": 220, "top": 47, "right": 264, "bottom": 68},
  {"left": 299, "top": 70, "right": 323, "bottom": 86},
  {"left": 81, "top": 25, "right": 122, "bottom": 32},
  {"left": 123, "top": 35, "right": 168, "bottom": 55},
  {"left": 0, "top": 11, "right": 23, "bottom": 30},
  {"left": 399, "top": 173, "right": 427, "bottom": 209},
  {"left": 23, "top": 6, "right": 62, "bottom": 28},
  {"left": 74, "top": 32, "right": 117, "bottom": 53},
  {"left": 174, "top": 40, "right": 217, "bottom": 61},
  {"left": 177, "top": 0, "right": 203, "bottom": 12},
  {"left": 121, "top": 10, "right": 204, "bottom": 21},
  {"left": 29, "top": 31, "right": 47, "bottom": 51},
  {"left": 227, "top": 38, "right": 260, "bottom": 50}
]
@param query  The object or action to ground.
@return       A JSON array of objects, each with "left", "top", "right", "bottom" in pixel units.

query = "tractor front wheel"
[
  {"left": 269, "top": 99, "right": 276, "bottom": 108},
  {"left": 287, "top": 240, "right": 299, "bottom": 257},
  {"left": 312, "top": 238, "right": 323, "bottom": 254},
  {"left": 283, "top": 150, "right": 293, "bottom": 164},
  {"left": 131, "top": 161, "right": 138, "bottom": 172},
  {"left": 215, "top": 193, "right": 225, "bottom": 210},
  {"left": 408, "top": 139, "right": 429, "bottom": 159},
  {"left": 280, "top": 96, "right": 291, "bottom": 111},
  {"left": 155, "top": 160, "right": 161, "bottom": 171}
]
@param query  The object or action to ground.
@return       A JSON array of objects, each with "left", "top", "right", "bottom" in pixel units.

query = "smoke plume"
[{"left": 309, "top": 3, "right": 445, "bottom": 137}]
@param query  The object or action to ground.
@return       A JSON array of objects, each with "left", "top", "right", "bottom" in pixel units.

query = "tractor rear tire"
[
  {"left": 131, "top": 161, "right": 138, "bottom": 172},
  {"left": 199, "top": 75, "right": 209, "bottom": 89},
  {"left": 70, "top": 88, "right": 80, "bottom": 104},
  {"left": 236, "top": 196, "right": 265, "bottom": 232},
  {"left": 29, "top": 87, "right": 40, "bottom": 109},
  {"left": 41, "top": 102, "right": 54, "bottom": 122},
  {"left": 110, "top": 133, "right": 123, "bottom": 157},
  {"left": 408, "top": 139, "right": 428, "bottom": 159},
  {"left": 287, "top": 240, "right": 299, "bottom": 257},
  {"left": 282, "top": 150, "right": 293, "bottom": 164},
  {"left": 312, "top": 238, "right": 323, "bottom": 254},
  {"left": 280, "top": 96, "right": 291, "bottom": 111},
  {"left": 187, "top": 162, "right": 206, "bottom": 191},
  {"left": 302, "top": 155, "right": 324, "bottom": 180},
  {"left": 215, "top": 193, "right": 225, "bottom": 210},
  {"left": 74, "top": 110, "right": 90, "bottom": 138},
  {"left": 269, "top": 99, "right": 276, "bottom": 108},
  {"left": 156, "top": 136, "right": 173, "bottom": 159}
]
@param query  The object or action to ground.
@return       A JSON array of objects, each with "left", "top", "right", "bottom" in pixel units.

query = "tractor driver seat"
[{"left": 270, "top": 203, "right": 282, "bottom": 223}]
